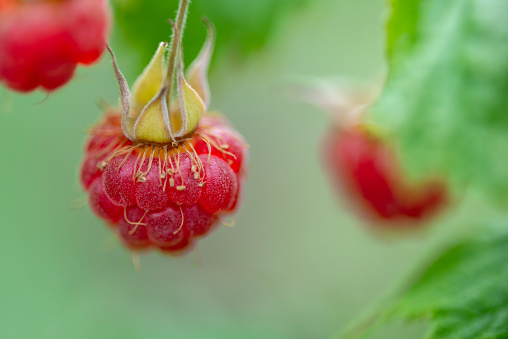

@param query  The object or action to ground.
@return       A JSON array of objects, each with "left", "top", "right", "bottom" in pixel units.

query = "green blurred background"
[{"left": 0, "top": 0, "right": 465, "bottom": 337}]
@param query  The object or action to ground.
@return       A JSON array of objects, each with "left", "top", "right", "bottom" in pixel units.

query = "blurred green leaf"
[
  {"left": 111, "top": 0, "right": 310, "bottom": 73},
  {"left": 373, "top": 0, "right": 508, "bottom": 202},
  {"left": 386, "top": 0, "right": 422, "bottom": 59},
  {"left": 385, "top": 227, "right": 508, "bottom": 338}
]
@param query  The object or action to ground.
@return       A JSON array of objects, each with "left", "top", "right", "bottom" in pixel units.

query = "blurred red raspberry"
[
  {"left": 323, "top": 125, "right": 447, "bottom": 225},
  {"left": 0, "top": 0, "right": 110, "bottom": 92}
]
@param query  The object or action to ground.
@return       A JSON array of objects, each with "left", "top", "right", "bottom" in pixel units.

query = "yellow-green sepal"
[
  {"left": 131, "top": 42, "right": 167, "bottom": 115},
  {"left": 134, "top": 89, "right": 174, "bottom": 144},
  {"left": 185, "top": 18, "right": 215, "bottom": 107}
]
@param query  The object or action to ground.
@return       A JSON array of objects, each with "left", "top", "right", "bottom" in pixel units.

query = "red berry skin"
[
  {"left": 80, "top": 114, "right": 248, "bottom": 254},
  {"left": 117, "top": 207, "right": 150, "bottom": 250},
  {"left": 86, "top": 135, "right": 123, "bottom": 154},
  {"left": 194, "top": 128, "right": 246, "bottom": 173},
  {"left": 66, "top": 0, "right": 110, "bottom": 65},
  {"left": 103, "top": 155, "right": 138, "bottom": 207},
  {"left": 144, "top": 204, "right": 186, "bottom": 247},
  {"left": 198, "top": 154, "right": 238, "bottom": 214},
  {"left": 166, "top": 153, "right": 203, "bottom": 206},
  {"left": 158, "top": 237, "right": 194, "bottom": 256},
  {"left": 80, "top": 153, "right": 105, "bottom": 190},
  {"left": 323, "top": 127, "right": 447, "bottom": 225},
  {"left": 88, "top": 178, "right": 124, "bottom": 223},
  {"left": 0, "top": 0, "right": 110, "bottom": 92},
  {"left": 183, "top": 204, "right": 218, "bottom": 237},
  {"left": 399, "top": 182, "right": 447, "bottom": 219},
  {"left": 135, "top": 158, "right": 171, "bottom": 211}
]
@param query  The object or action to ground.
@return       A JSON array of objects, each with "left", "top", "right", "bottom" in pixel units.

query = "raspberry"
[
  {"left": 324, "top": 127, "right": 447, "bottom": 224},
  {"left": 300, "top": 81, "right": 447, "bottom": 226},
  {"left": 0, "top": 0, "right": 110, "bottom": 92},
  {"left": 81, "top": 113, "right": 247, "bottom": 255},
  {"left": 80, "top": 2, "right": 248, "bottom": 255}
]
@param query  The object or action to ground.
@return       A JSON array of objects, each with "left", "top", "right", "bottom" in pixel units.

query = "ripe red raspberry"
[
  {"left": 80, "top": 3, "right": 248, "bottom": 255},
  {"left": 324, "top": 126, "right": 447, "bottom": 224},
  {"left": 81, "top": 113, "right": 247, "bottom": 255},
  {"left": 0, "top": 0, "right": 110, "bottom": 92},
  {"left": 300, "top": 82, "right": 447, "bottom": 226}
]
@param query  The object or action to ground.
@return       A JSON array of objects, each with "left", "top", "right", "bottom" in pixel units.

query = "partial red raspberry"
[
  {"left": 80, "top": 113, "right": 248, "bottom": 255},
  {"left": 323, "top": 126, "right": 447, "bottom": 225},
  {"left": 298, "top": 81, "right": 448, "bottom": 226},
  {"left": 0, "top": 0, "right": 110, "bottom": 92}
]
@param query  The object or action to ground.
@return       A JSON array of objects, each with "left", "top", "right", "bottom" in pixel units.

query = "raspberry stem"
[{"left": 165, "top": 0, "right": 189, "bottom": 105}]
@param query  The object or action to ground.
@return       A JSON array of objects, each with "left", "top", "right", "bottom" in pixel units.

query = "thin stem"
[{"left": 166, "top": 0, "right": 189, "bottom": 100}]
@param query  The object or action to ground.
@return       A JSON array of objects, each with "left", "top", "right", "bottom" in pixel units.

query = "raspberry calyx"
[{"left": 107, "top": 0, "right": 213, "bottom": 145}]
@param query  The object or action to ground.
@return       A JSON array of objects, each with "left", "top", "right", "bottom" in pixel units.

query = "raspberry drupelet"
[
  {"left": 80, "top": 1, "right": 248, "bottom": 255},
  {"left": 0, "top": 0, "right": 110, "bottom": 92}
]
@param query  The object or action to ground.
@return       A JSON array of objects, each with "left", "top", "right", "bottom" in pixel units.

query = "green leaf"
[
  {"left": 386, "top": 227, "right": 508, "bottom": 339},
  {"left": 373, "top": 0, "right": 508, "bottom": 202},
  {"left": 111, "top": 0, "right": 311, "bottom": 73},
  {"left": 386, "top": 0, "right": 422, "bottom": 59}
]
